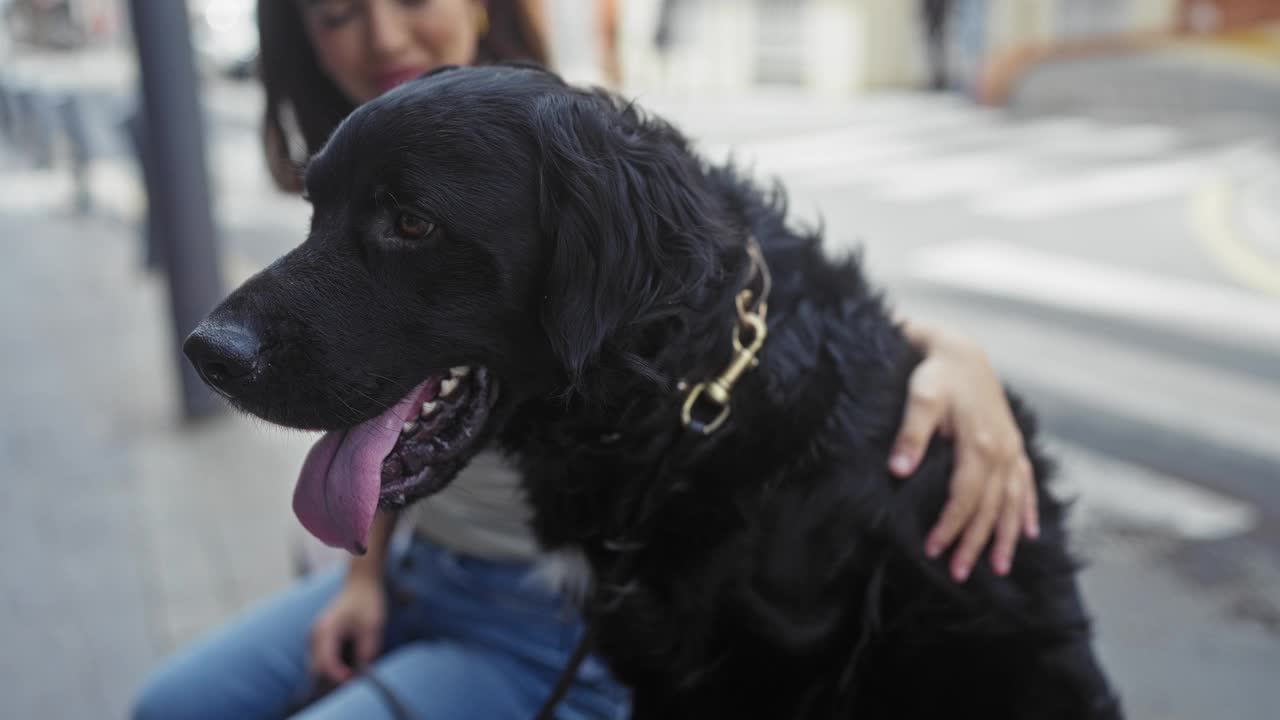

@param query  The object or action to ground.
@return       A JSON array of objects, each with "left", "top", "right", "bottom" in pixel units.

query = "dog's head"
[{"left": 183, "top": 64, "right": 732, "bottom": 553}]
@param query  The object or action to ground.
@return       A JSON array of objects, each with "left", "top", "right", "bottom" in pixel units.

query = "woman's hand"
[
  {"left": 307, "top": 574, "right": 387, "bottom": 684},
  {"left": 890, "top": 317, "right": 1039, "bottom": 582}
]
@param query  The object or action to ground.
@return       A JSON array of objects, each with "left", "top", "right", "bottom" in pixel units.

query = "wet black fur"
[{"left": 191, "top": 64, "right": 1122, "bottom": 719}]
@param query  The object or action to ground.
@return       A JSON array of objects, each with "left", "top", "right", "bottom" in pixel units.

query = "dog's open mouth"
[
  {"left": 292, "top": 366, "right": 498, "bottom": 554},
  {"left": 380, "top": 366, "right": 498, "bottom": 503}
]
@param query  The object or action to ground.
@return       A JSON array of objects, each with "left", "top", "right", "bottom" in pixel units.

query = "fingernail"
[
  {"left": 890, "top": 452, "right": 913, "bottom": 475},
  {"left": 1028, "top": 522, "right": 1041, "bottom": 539},
  {"left": 924, "top": 540, "right": 941, "bottom": 558},
  {"left": 994, "top": 557, "right": 1010, "bottom": 575},
  {"left": 953, "top": 563, "right": 970, "bottom": 582}
]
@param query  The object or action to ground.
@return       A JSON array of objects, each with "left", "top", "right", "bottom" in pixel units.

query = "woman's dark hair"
[{"left": 257, "top": 0, "right": 549, "bottom": 192}]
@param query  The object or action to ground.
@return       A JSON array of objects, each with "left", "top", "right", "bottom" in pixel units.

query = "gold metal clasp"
[
  {"left": 680, "top": 382, "right": 730, "bottom": 435},
  {"left": 681, "top": 288, "right": 769, "bottom": 434}
]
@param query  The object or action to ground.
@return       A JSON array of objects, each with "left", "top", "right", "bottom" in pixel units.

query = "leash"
[
  {"left": 532, "top": 622, "right": 599, "bottom": 719},
  {"left": 681, "top": 238, "right": 772, "bottom": 434},
  {"left": 290, "top": 670, "right": 416, "bottom": 720},
  {"left": 364, "top": 669, "right": 418, "bottom": 720},
  {"left": 533, "top": 237, "right": 773, "bottom": 718}
]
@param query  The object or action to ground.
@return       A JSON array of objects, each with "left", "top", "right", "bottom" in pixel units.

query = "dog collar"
[{"left": 680, "top": 237, "right": 772, "bottom": 435}]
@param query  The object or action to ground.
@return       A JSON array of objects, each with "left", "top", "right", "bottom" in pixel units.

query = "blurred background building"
[{"left": 1, "top": 1, "right": 1278, "bottom": 718}]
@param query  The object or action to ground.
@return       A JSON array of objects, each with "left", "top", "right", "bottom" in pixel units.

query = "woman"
[{"left": 133, "top": 2, "right": 1037, "bottom": 718}]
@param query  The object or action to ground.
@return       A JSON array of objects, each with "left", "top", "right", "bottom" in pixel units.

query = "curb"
[
  {"left": 977, "top": 24, "right": 1280, "bottom": 107},
  {"left": 976, "top": 32, "right": 1169, "bottom": 106}
]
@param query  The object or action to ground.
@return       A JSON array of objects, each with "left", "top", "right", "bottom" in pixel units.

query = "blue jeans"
[{"left": 132, "top": 536, "right": 629, "bottom": 719}]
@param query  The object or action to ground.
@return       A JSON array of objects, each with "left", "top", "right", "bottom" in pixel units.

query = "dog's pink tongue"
[{"left": 293, "top": 389, "right": 421, "bottom": 554}]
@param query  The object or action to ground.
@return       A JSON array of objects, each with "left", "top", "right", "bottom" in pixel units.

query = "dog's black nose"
[{"left": 183, "top": 322, "right": 263, "bottom": 398}]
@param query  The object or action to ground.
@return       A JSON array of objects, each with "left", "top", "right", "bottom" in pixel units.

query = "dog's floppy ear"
[{"left": 533, "top": 89, "right": 723, "bottom": 391}]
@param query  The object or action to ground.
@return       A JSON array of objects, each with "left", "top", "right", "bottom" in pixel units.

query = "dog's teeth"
[
  {"left": 440, "top": 377, "right": 459, "bottom": 397},
  {"left": 450, "top": 365, "right": 471, "bottom": 378},
  {"left": 402, "top": 421, "right": 418, "bottom": 434},
  {"left": 420, "top": 401, "right": 438, "bottom": 417}
]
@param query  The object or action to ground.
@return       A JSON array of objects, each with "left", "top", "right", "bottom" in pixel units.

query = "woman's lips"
[{"left": 374, "top": 66, "right": 428, "bottom": 94}]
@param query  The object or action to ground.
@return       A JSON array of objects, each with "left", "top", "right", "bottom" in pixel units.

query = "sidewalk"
[{"left": 0, "top": 195, "right": 310, "bottom": 719}]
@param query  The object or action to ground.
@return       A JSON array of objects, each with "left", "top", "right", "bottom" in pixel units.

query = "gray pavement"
[
  {"left": 3, "top": 40, "right": 1280, "bottom": 720},
  {"left": 0, "top": 191, "right": 312, "bottom": 719}
]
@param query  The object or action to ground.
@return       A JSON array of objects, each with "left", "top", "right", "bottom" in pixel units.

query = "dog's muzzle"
[{"left": 183, "top": 320, "right": 264, "bottom": 399}]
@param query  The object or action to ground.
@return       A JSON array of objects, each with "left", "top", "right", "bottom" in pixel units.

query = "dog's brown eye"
[{"left": 395, "top": 212, "right": 435, "bottom": 239}]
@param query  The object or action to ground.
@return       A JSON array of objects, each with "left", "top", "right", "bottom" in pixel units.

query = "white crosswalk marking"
[
  {"left": 1056, "top": 442, "right": 1259, "bottom": 541},
  {"left": 975, "top": 155, "right": 1209, "bottom": 219},
  {"left": 703, "top": 130, "right": 924, "bottom": 175},
  {"left": 707, "top": 94, "right": 1203, "bottom": 219},
  {"left": 873, "top": 151, "right": 1032, "bottom": 202},
  {"left": 906, "top": 239, "right": 1280, "bottom": 348}
]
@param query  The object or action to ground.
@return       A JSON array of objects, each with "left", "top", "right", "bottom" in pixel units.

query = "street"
[{"left": 2, "top": 43, "right": 1279, "bottom": 719}]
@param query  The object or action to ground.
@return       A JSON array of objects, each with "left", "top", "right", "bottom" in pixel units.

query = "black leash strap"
[
  {"left": 535, "top": 239, "right": 771, "bottom": 719},
  {"left": 533, "top": 622, "right": 599, "bottom": 720},
  {"left": 364, "top": 668, "right": 418, "bottom": 720},
  {"left": 532, "top": 429, "right": 707, "bottom": 718},
  {"left": 289, "top": 667, "right": 416, "bottom": 720}
]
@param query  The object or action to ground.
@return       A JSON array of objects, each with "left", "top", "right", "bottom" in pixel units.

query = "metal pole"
[
  {"left": 127, "top": 0, "right": 224, "bottom": 420},
  {"left": 124, "top": 109, "right": 165, "bottom": 272},
  {"left": 0, "top": 79, "right": 14, "bottom": 143}
]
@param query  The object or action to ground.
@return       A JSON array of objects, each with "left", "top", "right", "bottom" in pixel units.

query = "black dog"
[{"left": 184, "top": 64, "right": 1122, "bottom": 719}]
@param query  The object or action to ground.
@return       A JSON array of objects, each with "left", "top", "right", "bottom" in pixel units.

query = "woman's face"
[{"left": 298, "top": 0, "right": 482, "bottom": 105}]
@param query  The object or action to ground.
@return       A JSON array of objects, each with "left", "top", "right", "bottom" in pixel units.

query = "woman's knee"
[
  {"left": 130, "top": 650, "right": 303, "bottom": 720},
  {"left": 130, "top": 570, "right": 342, "bottom": 719},
  {"left": 130, "top": 665, "right": 194, "bottom": 720}
]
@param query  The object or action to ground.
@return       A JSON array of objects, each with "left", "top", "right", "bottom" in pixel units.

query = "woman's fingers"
[
  {"left": 892, "top": 317, "right": 1043, "bottom": 577},
  {"left": 354, "top": 623, "right": 382, "bottom": 671},
  {"left": 890, "top": 376, "right": 948, "bottom": 477},
  {"left": 948, "top": 465, "right": 1005, "bottom": 581},
  {"left": 924, "top": 453, "right": 985, "bottom": 558},
  {"left": 1024, "top": 480, "right": 1041, "bottom": 539},
  {"left": 989, "top": 459, "right": 1031, "bottom": 575},
  {"left": 308, "top": 620, "right": 352, "bottom": 683}
]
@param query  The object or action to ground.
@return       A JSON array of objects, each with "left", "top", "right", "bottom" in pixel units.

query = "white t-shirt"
[{"left": 403, "top": 450, "right": 540, "bottom": 561}]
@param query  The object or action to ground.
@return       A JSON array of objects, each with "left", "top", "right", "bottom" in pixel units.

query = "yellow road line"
[{"left": 1190, "top": 176, "right": 1280, "bottom": 296}]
